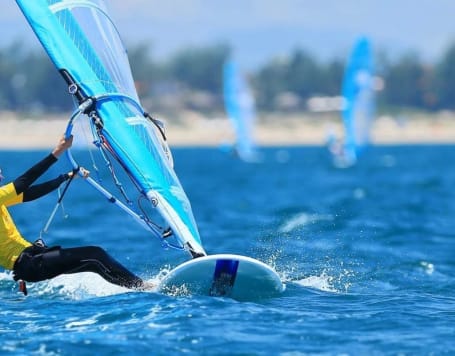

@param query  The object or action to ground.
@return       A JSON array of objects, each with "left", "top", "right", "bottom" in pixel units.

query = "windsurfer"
[{"left": 0, "top": 135, "right": 151, "bottom": 295}]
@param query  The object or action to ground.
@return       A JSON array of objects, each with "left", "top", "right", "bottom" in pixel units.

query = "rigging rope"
[{"left": 40, "top": 167, "right": 80, "bottom": 236}]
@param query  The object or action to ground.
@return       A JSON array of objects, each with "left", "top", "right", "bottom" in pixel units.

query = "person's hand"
[
  {"left": 52, "top": 135, "right": 73, "bottom": 158},
  {"left": 79, "top": 167, "right": 90, "bottom": 179},
  {"left": 68, "top": 167, "right": 90, "bottom": 179}
]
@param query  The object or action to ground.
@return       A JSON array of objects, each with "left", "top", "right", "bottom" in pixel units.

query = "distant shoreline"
[{"left": 1, "top": 111, "right": 455, "bottom": 149}]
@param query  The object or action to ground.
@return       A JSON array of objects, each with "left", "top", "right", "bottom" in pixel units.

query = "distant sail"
[
  {"left": 333, "top": 37, "right": 375, "bottom": 167},
  {"left": 16, "top": 0, "right": 206, "bottom": 258},
  {"left": 223, "top": 60, "right": 260, "bottom": 162}
]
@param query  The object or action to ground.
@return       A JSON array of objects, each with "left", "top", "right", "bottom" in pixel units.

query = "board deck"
[{"left": 158, "top": 254, "right": 284, "bottom": 301}]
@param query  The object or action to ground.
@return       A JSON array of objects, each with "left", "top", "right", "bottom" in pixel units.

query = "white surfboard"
[{"left": 158, "top": 254, "right": 284, "bottom": 301}]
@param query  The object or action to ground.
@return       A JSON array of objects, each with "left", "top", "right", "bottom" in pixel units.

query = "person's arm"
[
  {"left": 13, "top": 154, "right": 58, "bottom": 195},
  {"left": 22, "top": 166, "right": 89, "bottom": 203},
  {"left": 13, "top": 135, "right": 73, "bottom": 195},
  {"left": 22, "top": 173, "right": 70, "bottom": 202}
]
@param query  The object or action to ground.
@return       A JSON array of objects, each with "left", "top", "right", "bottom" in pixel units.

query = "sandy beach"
[{"left": 1, "top": 111, "right": 455, "bottom": 149}]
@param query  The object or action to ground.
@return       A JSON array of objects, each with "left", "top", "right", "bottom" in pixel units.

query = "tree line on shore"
[{"left": 1, "top": 40, "right": 454, "bottom": 117}]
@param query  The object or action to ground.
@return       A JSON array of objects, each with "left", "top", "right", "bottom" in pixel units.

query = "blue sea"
[{"left": 0, "top": 145, "right": 454, "bottom": 355}]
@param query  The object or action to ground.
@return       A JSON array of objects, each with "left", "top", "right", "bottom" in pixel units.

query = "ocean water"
[{"left": 0, "top": 145, "right": 454, "bottom": 355}]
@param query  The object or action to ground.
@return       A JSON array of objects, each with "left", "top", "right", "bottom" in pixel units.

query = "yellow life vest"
[{"left": 0, "top": 183, "right": 32, "bottom": 270}]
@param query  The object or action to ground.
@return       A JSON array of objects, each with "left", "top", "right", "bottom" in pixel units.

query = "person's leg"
[{"left": 13, "top": 245, "right": 144, "bottom": 289}]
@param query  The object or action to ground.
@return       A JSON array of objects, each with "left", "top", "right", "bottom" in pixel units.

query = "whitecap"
[
  {"left": 294, "top": 273, "right": 339, "bottom": 293},
  {"left": 419, "top": 261, "right": 435, "bottom": 275},
  {"left": 294, "top": 268, "right": 354, "bottom": 294},
  {"left": 29, "top": 272, "right": 160, "bottom": 300},
  {"left": 278, "top": 212, "right": 334, "bottom": 233}
]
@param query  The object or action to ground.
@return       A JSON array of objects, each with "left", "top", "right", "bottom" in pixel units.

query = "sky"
[{"left": 1, "top": 1, "right": 454, "bottom": 69}]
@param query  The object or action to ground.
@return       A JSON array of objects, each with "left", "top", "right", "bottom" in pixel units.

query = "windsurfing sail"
[
  {"left": 222, "top": 60, "right": 260, "bottom": 162},
  {"left": 331, "top": 36, "right": 375, "bottom": 167},
  {"left": 16, "top": 0, "right": 206, "bottom": 258}
]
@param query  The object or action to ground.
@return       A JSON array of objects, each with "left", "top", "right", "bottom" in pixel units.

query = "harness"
[{"left": 15, "top": 238, "right": 51, "bottom": 296}]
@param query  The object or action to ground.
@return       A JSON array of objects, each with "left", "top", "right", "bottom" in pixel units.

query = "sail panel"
[
  {"left": 16, "top": 0, "right": 203, "bottom": 253},
  {"left": 223, "top": 60, "right": 259, "bottom": 162},
  {"left": 342, "top": 37, "right": 374, "bottom": 159}
]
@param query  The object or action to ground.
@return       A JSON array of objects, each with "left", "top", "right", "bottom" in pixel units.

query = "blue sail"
[
  {"left": 222, "top": 60, "right": 260, "bottom": 162},
  {"left": 335, "top": 37, "right": 375, "bottom": 167},
  {"left": 16, "top": 0, "right": 206, "bottom": 258}
]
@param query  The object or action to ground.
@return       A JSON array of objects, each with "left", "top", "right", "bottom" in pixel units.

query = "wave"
[{"left": 278, "top": 212, "right": 334, "bottom": 233}]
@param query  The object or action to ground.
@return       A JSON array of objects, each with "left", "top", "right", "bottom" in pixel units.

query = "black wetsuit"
[
  {"left": 10, "top": 153, "right": 143, "bottom": 289},
  {"left": 13, "top": 242, "right": 143, "bottom": 289}
]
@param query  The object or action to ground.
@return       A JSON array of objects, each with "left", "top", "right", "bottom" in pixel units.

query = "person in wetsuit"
[{"left": 0, "top": 135, "right": 148, "bottom": 294}]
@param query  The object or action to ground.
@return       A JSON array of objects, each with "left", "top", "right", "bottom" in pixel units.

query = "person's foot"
[{"left": 19, "top": 280, "right": 28, "bottom": 296}]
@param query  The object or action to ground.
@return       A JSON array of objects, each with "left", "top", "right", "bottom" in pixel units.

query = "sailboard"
[
  {"left": 16, "top": 0, "right": 283, "bottom": 300},
  {"left": 159, "top": 254, "right": 284, "bottom": 301},
  {"left": 222, "top": 60, "right": 261, "bottom": 162},
  {"left": 330, "top": 37, "right": 375, "bottom": 168}
]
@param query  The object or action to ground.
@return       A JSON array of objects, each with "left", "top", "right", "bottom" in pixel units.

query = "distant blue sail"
[
  {"left": 223, "top": 60, "right": 260, "bottom": 162},
  {"left": 339, "top": 37, "right": 375, "bottom": 166},
  {"left": 16, "top": 0, "right": 206, "bottom": 258}
]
